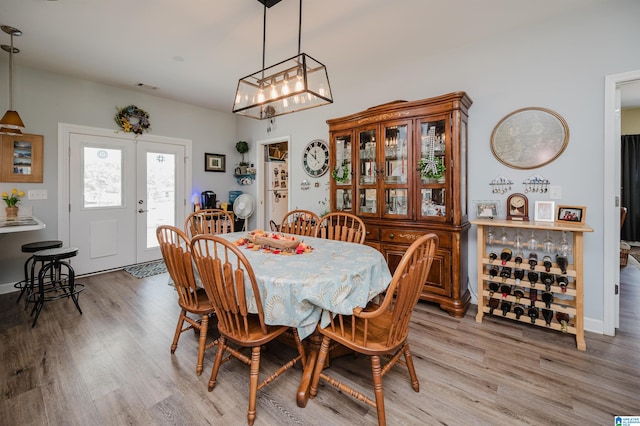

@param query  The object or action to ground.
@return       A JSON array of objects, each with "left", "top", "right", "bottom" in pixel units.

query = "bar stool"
[
  {"left": 14, "top": 240, "right": 63, "bottom": 307},
  {"left": 28, "top": 246, "right": 85, "bottom": 327}
]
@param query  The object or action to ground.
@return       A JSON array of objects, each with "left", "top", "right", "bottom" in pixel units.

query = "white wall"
[{"left": 237, "top": 1, "right": 640, "bottom": 332}]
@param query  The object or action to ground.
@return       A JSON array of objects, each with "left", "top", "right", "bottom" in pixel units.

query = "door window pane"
[
  {"left": 146, "top": 152, "right": 176, "bottom": 247},
  {"left": 83, "top": 147, "right": 123, "bottom": 208}
]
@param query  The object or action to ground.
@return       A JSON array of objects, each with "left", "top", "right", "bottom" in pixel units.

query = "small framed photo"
[
  {"left": 474, "top": 200, "right": 500, "bottom": 219},
  {"left": 1, "top": 133, "right": 44, "bottom": 183},
  {"left": 204, "top": 153, "right": 225, "bottom": 172},
  {"left": 556, "top": 205, "right": 586, "bottom": 224},
  {"left": 534, "top": 201, "right": 555, "bottom": 222}
]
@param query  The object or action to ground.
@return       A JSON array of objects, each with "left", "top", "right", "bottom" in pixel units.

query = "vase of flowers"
[{"left": 2, "top": 188, "right": 25, "bottom": 218}]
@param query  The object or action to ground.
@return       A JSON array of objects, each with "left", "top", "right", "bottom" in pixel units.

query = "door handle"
[{"left": 138, "top": 209, "right": 148, "bottom": 213}]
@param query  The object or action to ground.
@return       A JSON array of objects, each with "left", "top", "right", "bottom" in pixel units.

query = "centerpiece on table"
[{"left": 235, "top": 230, "right": 312, "bottom": 254}]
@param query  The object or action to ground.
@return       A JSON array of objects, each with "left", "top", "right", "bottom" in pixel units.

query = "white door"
[{"left": 68, "top": 133, "right": 185, "bottom": 275}]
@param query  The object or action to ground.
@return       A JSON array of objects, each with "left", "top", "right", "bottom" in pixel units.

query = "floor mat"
[{"left": 123, "top": 260, "right": 167, "bottom": 278}]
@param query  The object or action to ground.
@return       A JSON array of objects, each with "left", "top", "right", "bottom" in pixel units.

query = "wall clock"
[
  {"left": 507, "top": 193, "right": 529, "bottom": 221},
  {"left": 302, "top": 139, "right": 330, "bottom": 177}
]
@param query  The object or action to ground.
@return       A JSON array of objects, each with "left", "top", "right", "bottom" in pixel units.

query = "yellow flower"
[{"left": 2, "top": 188, "right": 25, "bottom": 207}]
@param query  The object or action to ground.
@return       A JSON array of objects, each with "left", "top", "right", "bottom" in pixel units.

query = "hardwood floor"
[{"left": 1, "top": 266, "right": 638, "bottom": 425}]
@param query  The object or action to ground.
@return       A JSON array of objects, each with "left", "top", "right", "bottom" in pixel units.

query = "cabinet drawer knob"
[{"left": 389, "top": 233, "right": 394, "bottom": 239}]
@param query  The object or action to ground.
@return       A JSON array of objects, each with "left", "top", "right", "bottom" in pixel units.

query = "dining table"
[{"left": 214, "top": 231, "right": 393, "bottom": 406}]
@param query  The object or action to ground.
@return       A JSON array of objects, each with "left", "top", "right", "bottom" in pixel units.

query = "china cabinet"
[
  {"left": 471, "top": 218, "right": 593, "bottom": 351},
  {"left": 327, "top": 92, "right": 472, "bottom": 316}
]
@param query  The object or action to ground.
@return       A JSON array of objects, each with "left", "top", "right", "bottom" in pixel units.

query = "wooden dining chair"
[
  {"left": 309, "top": 233, "right": 439, "bottom": 426},
  {"left": 279, "top": 209, "right": 319, "bottom": 237},
  {"left": 156, "top": 225, "right": 217, "bottom": 376},
  {"left": 184, "top": 209, "right": 235, "bottom": 239},
  {"left": 190, "top": 234, "right": 307, "bottom": 426},
  {"left": 315, "top": 212, "right": 366, "bottom": 244}
]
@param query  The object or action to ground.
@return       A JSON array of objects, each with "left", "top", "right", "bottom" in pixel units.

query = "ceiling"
[{"left": 1, "top": 0, "right": 638, "bottom": 113}]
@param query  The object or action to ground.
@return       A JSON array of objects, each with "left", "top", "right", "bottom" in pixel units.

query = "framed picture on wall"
[
  {"left": 204, "top": 153, "right": 226, "bottom": 172},
  {"left": 0, "top": 133, "right": 44, "bottom": 183}
]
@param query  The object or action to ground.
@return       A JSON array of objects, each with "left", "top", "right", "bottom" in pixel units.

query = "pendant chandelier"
[
  {"left": 232, "top": 0, "right": 333, "bottom": 120},
  {"left": 0, "top": 25, "right": 25, "bottom": 135}
]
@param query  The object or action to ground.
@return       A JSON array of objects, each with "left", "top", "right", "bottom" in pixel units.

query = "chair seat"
[
  {"left": 177, "top": 287, "right": 214, "bottom": 315},
  {"left": 22, "top": 240, "right": 63, "bottom": 253},
  {"left": 33, "top": 247, "right": 78, "bottom": 261},
  {"left": 319, "top": 310, "right": 402, "bottom": 355},
  {"left": 219, "top": 314, "right": 290, "bottom": 347}
]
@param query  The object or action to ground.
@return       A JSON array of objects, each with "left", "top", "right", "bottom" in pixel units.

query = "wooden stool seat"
[{"left": 15, "top": 240, "right": 64, "bottom": 306}]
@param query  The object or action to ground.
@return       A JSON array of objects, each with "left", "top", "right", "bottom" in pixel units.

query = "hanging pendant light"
[
  {"left": 0, "top": 25, "right": 25, "bottom": 135},
  {"left": 232, "top": 0, "right": 333, "bottom": 120}
]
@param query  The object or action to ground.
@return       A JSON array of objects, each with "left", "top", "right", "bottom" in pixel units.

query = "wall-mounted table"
[{"left": 0, "top": 217, "right": 46, "bottom": 234}]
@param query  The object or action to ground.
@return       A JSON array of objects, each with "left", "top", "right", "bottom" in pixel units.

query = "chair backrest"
[
  {"left": 315, "top": 212, "right": 366, "bottom": 244},
  {"left": 184, "top": 209, "right": 235, "bottom": 239},
  {"left": 190, "top": 234, "right": 269, "bottom": 339},
  {"left": 326, "top": 233, "right": 438, "bottom": 349},
  {"left": 279, "top": 209, "right": 320, "bottom": 237},
  {"left": 156, "top": 225, "right": 204, "bottom": 310}
]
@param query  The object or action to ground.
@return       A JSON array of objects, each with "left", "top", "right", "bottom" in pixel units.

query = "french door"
[{"left": 67, "top": 131, "right": 186, "bottom": 275}]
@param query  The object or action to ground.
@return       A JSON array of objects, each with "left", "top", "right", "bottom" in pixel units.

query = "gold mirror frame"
[{"left": 490, "top": 107, "right": 569, "bottom": 170}]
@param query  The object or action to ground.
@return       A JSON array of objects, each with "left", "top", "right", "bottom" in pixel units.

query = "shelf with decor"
[
  {"left": 471, "top": 218, "right": 593, "bottom": 351},
  {"left": 233, "top": 173, "right": 256, "bottom": 185}
]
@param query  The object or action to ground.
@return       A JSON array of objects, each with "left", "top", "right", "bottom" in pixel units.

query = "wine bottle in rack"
[
  {"left": 500, "top": 248, "right": 512, "bottom": 265},
  {"left": 556, "top": 312, "right": 570, "bottom": 333},
  {"left": 543, "top": 255, "right": 553, "bottom": 272},
  {"left": 528, "top": 253, "right": 538, "bottom": 270},
  {"left": 514, "top": 305, "right": 525, "bottom": 320},
  {"left": 527, "top": 271, "right": 539, "bottom": 288},
  {"left": 513, "top": 268, "right": 525, "bottom": 284},
  {"left": 541, "top": 291, "right": 554, "bottom": 308},
  {"left": 540, "top": 272, "right": 554, "bottom": 291},
  {"left": 489, "top": 251, "right": 498, "bottom": 263},
  {"left": 489, "top": 265, "right": 499, "bottom": 277},
  {"left": 514, "top": 251, "right": 524, "bottom": 266},
  {"left": 529, "top": 288, "right": 537, "bottom": 304},
  {"left": 556, "top": 254, "right": 569, "bottom": 274},
  {"left": 500, "top": 267, "right": 512, "bottom": 280},
  {"left": 542, "top": 309, "right": 554, "bottom": 326},
  {"left": 501, "top": 300, "right": 512, "bottom": 316},
  {"left": 488, "top": 282, "right": 499, "bottom": 296},
  {"left": 528, "top": 306, "right": 539, "bottom": 324},
  {"left": 556, "top": 275, "right": 569, "bottom": 293},
  {"left": 488, "top": 298, "right": 500, "bottom": 314},
  {"left": 500, "top": 284, "right": 511, "bottom": 299},
  {"left": 513, "top": 287, "right": 524, "bottom": 303}
]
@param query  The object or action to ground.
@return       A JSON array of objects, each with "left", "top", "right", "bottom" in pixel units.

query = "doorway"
[
  {"left": 256, "top": 136, "right": 290, "bottom": 230},
  {"left": 603, "top": 70, "right": 640, "bottom": 335},
  {"left": 58, "top": 123, "right": 192, "bottom": 275}
]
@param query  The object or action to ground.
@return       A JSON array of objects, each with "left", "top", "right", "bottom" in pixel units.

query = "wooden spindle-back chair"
[
  {"left": 309, "top": 233, "right": 439, "bottom": 426},
  {"left": 279, "top": 209, "right": 319, "bottom": 237},
  {"left": 315, "top": 212, "right": 366, "bottom": 244},
  {"left": 184, "top": 209, "right": 235, "bottom": 239}
]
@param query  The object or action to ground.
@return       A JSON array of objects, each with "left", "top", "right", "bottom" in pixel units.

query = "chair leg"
[
  {"left": 371, "top": 355, "right": 386, "bottom": 426},
  {"left": 209, "top": 337, "right": 226, "bottom": 391},
  {"left": 309, "top": 335, "right": 331, "bottom": 398},
  {"left": 247, "top": 346, "right": 261, "bottom": 426},
  {"left": 196, "top": 313, "right": 209, "bottom": 376},
  {"left": 171, "top": 309, "right": 187, "bottom": 354},
  {"left": 402, "top": 342, "right": 419, "bottom": 392}
]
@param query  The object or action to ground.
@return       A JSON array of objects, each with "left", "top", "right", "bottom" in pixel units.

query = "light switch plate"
[{"left": 28, "top": 189, "right": 48, "bottom": 200}]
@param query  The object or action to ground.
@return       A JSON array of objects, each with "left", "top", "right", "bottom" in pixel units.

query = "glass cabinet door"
[
  {"left": 357, "top": 127, "right": 377, "bottom": 215},
  {"left": 333, "top": 133, "right": 352, "bottom": 212},
  {"left": 382, "top": 122, "right": 410, "bottom": 218},
  {"left": 417, "top": 117, "right": 448, "bottom": 220}
]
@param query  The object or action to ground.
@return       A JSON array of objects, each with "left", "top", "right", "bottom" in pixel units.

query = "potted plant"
[
  {"left": 418, "top": 157, "right": 446, "bottom": 183},
  {"left": 236, "top": 141, "right": 249, "bottom": 174}
]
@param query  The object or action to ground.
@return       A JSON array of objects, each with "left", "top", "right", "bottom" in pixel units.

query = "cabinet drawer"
[
  {"left": 364, "top": 226, "right": 380, "bottom": 241},
  {"left": 380, "top": 229, "right": 451, "bottom": 248}
]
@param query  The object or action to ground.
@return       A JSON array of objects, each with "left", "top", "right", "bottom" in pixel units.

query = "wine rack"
[{"left": 471, "top": 218, "right": 593, "bottom": 351}]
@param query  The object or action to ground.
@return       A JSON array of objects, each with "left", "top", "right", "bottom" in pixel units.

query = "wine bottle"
[
  {"left": 489, "top": 265, "right": 499, "bottom": 277},
  {"left": 556, "top": 312, "right": 570, "bottom": 333},
  {"left": 542, "top": 309, "right": 554, "bottom": 326},
  {"left": 513, "top": 288, "right": 525, "bottom": 303},
  {"left": 488, "top": 297, "right": 500, "bottom": 314},
  {"left": 529, "top": 288, "right": 537, "bottom": 304},
  {"left": 528, "top": 253, "right": 538, "bottom": 270},
  {"left": 500, "top": 267, "right": 512, "bottom": 281},
  {"left": 556, "top": 254, "right": 569, "bottom": 274},
  {"left": 501, "top": 300, "right": 512, "bottom": 316},
  {"left": 556, "top": 275, "right": 569, "bottom": 293},
  {"left": 489, "top": 251, "right": 498, "bottom": 263},
  {"left": 541, "top": 291, "right": 554, "bottom": 308},
  {"left": 500, "top": 284, "right": 511, "bottom": 299},
  {"left": 514, "top": 268, "right": 525, "bottom": 285},
  {"left": 540, "top": 272, "right": 554, "bottom": 292},
  {"left": 527, "top": 271, "right": 539, "bottom": 287},
  {"left": 488, "top": 282, "right": 499, "bottom": 296},
  {"left": 514, "top": 251, "right": 524, "bottom": 266},
  {"left": 514, "top": 305, "right": 525, "bottom": 320},
  {"left": 500, "top": 248, "right": 512, "bottom": 266},
  {"left": 528, "top": 306, "right": 539, "bottom": 324},
  {"left": 543, "top": 255, "right": 553, "bottom": 272}
]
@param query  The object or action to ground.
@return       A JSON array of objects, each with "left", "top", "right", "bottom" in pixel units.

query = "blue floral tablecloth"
[{"left": 216, "top": 232, "right": 392, "bottom": 339}]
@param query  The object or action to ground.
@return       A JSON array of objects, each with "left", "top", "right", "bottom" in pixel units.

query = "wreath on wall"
[{"left": 115, "top": 105, "right": 151, "bottom": 135}]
